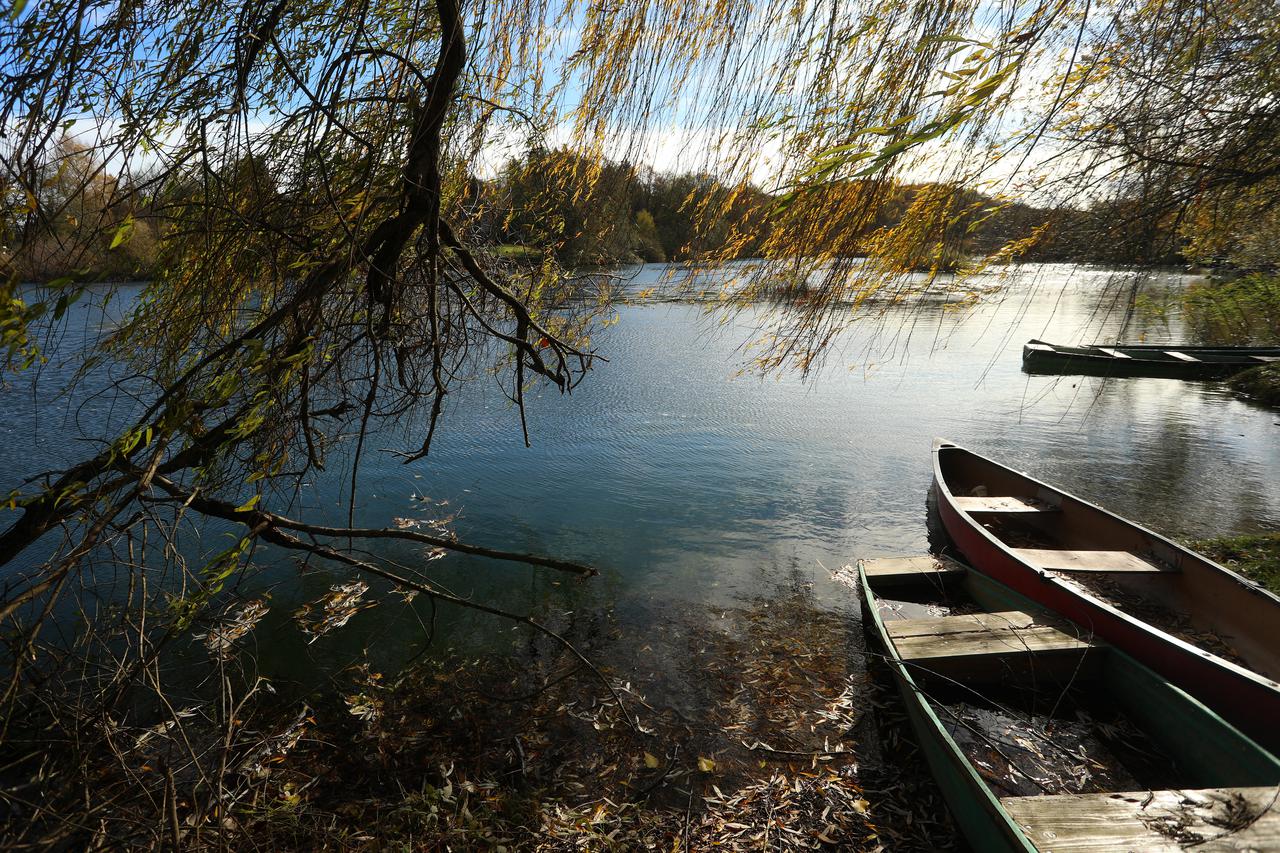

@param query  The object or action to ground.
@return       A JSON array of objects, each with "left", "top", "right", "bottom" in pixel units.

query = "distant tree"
[
  {"left": 5, "top": 138, "right": 155, "bottom": 280},
  {"left": 632, "top": 209, "right": 665, "bottom": 262}
]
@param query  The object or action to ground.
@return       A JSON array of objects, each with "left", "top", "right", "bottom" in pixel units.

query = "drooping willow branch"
[
  {"left": 139, "top": 476, "right": 632, "bottom": 730},
  {"left": 145, "top": 476, "right": 595, "bottom": 576},
  {"left": 0, "top": 0, "right": 603, "bottom": 724}
]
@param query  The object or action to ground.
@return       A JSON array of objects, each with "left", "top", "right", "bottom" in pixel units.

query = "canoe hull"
[
  {"left": 1022, "top": 350, "right": 1242, "bottom": 379},
  {"left": 932, "top": 445, "right": 1280, "bottom": 753},
  {"left": 862, "top": 557, "right": 1280, "bottom": 852},
  {"left": 859, "top": 570, "right": 1036, "bottom": 853},
  {"left": 1021, "top": 340, "right": 1280, "bottom": 379}
]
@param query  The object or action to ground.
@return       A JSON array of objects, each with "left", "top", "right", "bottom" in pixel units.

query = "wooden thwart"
[
  {"left": 1164, "top": 350, "right": 1200, "bottom": 362},
  {"left": 886, "top": 610, "right": 1099, "bottom": 680},
  {"left": 953, "top": 495, "right": 1059, "bottom": 513},
  {"left": 1011, "top": 548, "right": 1171, "bottom": 574},
  {"left": 885, "top": 610, "right": 1038, "bottom": 639},
  {"left": 1094, "top": 347, "right": 1131, "bottom": 359},
  {"left": 859, "top": 555, "right": 967, "bottom": 586},
  {"left": 1002, "top": 787, "right": 1280, "bottom": 853}
]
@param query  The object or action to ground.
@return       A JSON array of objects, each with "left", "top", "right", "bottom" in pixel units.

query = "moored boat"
[
  {"left": 1021, "top": 338, "right": 1280, "bottom": 379},
  {"left": 932, "top": 440, "right": 1280, "bottom": 752},
  {"left": 860, "top": 554, "right": 1280, "bottom": 852}
]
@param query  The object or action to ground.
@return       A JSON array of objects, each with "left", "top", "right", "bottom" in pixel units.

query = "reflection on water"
[{"left": 1, "top": 264, "right": 1278, "bottom": 690}]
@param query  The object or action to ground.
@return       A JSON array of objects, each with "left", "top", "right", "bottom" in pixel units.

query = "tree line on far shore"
[{"left": 6, "top": 142, "right": 1229, "bottom": 285}]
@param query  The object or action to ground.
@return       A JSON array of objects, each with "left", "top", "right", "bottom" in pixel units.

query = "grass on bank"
[
  {"left": 492, "top": 243, "right": 545, "bottom": 262},
  {"left": 1228, "top": 363, "right": 1280, "bottom": 407},
  {"left": 1182, "top": 273, "right": 1280, "bottom": 344},
  {"left": 1192, "top": 534, "right": 1280, "bottom": 594},
  {"left": 1181, "top": 272, "right": 1280, "bottom": 407}
]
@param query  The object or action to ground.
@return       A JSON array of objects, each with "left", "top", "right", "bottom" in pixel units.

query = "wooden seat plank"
[
  {"left": 953, "top": 495, "right": 1060, "bottom": 513},
  {"left": 885, "top": 610, "right": 1038, "bottom": 640},
  {"left": 1011, "top": 548, "right": 1172, "bottom": 574},
  {"left": 886, "top": 611, "right": 1099, "bottom": 681},
  {"left": 1094, "top": 347, "right": 1132, "bottom": 359},
  {"left": 889, "top": 622, "right": 1095, "bottom": 661},
  {"left": 1253, "top": 355, "right": 1280, "bottom": 363},
  {"left": 1002, "top": 787, "right": 1280, "bottom": 852},
  {"left": 1164, "top": 350, "right": 1200, "bottom": 362},
  {"left": 860, "top": 555, "right": 967, "bottom": 585}
]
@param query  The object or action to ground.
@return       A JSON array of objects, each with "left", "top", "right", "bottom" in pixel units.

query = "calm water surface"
[{"left": 3, "top": 263, "right": 1278, "bottom": 692}]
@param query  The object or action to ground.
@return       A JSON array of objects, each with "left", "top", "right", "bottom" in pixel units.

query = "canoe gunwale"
[{"left": 1024, "top": 338, "right": 1280, "bottom": 357}]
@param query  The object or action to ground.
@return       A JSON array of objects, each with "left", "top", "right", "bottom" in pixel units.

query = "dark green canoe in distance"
[
  {"left": 1022, "top": 339, "right": 1280, "bottom": 379},
  {"left": 859, "top": 555, "right": 1280, "bottom": 853}
]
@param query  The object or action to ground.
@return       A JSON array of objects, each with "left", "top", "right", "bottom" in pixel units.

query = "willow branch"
[{"left": 147, "top": 476, "right": 596, "bottom": 576}]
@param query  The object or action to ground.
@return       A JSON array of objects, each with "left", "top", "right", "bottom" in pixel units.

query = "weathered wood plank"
[
  {"left": 953, "top": 495, "right": 1060, "bottom": 513},
  {"left": 1095, "top": 347, "right": 1132, "bottom": 359},
  {"left": 1164, "top": 350, "right": 1201, "bottom": 362},
  {"left": 1002, "top": 787, "right": 1280, "bottom": 852},
  {"left": 886, "top": 610, "right": 1101, "bottom": 683},
  {"left": 1011, "top": 548, "right": 1171, "bottom": 574},
  {"left": 885, "top": 610, "right": 1038, "bottom": 639},
  {"left": 860, "top": 555, "right": 967, "bottom": 585},
  {"left": 890, "top": 622, "right": 1096, "bottom": 662}
]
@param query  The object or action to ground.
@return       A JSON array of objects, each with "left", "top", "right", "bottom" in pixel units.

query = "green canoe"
[
  {"left": 1021, "top": 339, "right": 1280, "bottom": 379},
  {"left": 860, "top": 554, "right": 1280, "bottom": 852}
]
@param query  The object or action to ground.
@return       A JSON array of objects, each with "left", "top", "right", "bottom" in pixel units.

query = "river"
[{"left": 2, "top": 262, "right": 1278, "bottom": 699}]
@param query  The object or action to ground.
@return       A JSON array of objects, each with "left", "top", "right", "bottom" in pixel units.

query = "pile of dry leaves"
[{"left": 218, "top": 587, "right": 956, "bottom": 850}]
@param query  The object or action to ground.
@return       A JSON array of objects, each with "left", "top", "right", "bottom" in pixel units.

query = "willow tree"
[{"left": 1, "top": 0, "right": 1277, "bottom": 843}]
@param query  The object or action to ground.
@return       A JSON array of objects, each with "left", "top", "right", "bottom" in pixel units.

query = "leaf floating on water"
[
  {"left": 295, "top": 581, "right": 373, "bottom": 644},
  {"left": 199, "top": 599, "right": 269, "bottom": 660},
  {"left": 828, "top": 563, "right": 862, "bottom": 591}
]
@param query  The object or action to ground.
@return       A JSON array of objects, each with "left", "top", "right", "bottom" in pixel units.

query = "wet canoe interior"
[
  {"left": 937, "top": 446, "right": 1280, "bottom": 679},
  {"left": 865, "top": 556, "right": 1280, "bottom": 852}
]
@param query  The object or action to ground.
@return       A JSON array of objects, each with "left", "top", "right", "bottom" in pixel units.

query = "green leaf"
[
  {"left": 109, "top": 216, "right": 135, "bottom": 249},
  {"left": 8, "top": 0, "right": 28, "bottom": 20},
  {"left": 52, "top": 289, "right": 83, "bottom": 320},
  {"left": 234, "top": 495, "right": 261, "bottom": 512}
]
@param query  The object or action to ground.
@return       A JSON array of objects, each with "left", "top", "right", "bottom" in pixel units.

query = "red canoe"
[{"left": 932, "top": 439, "right": 1280, "bottom": 752}]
